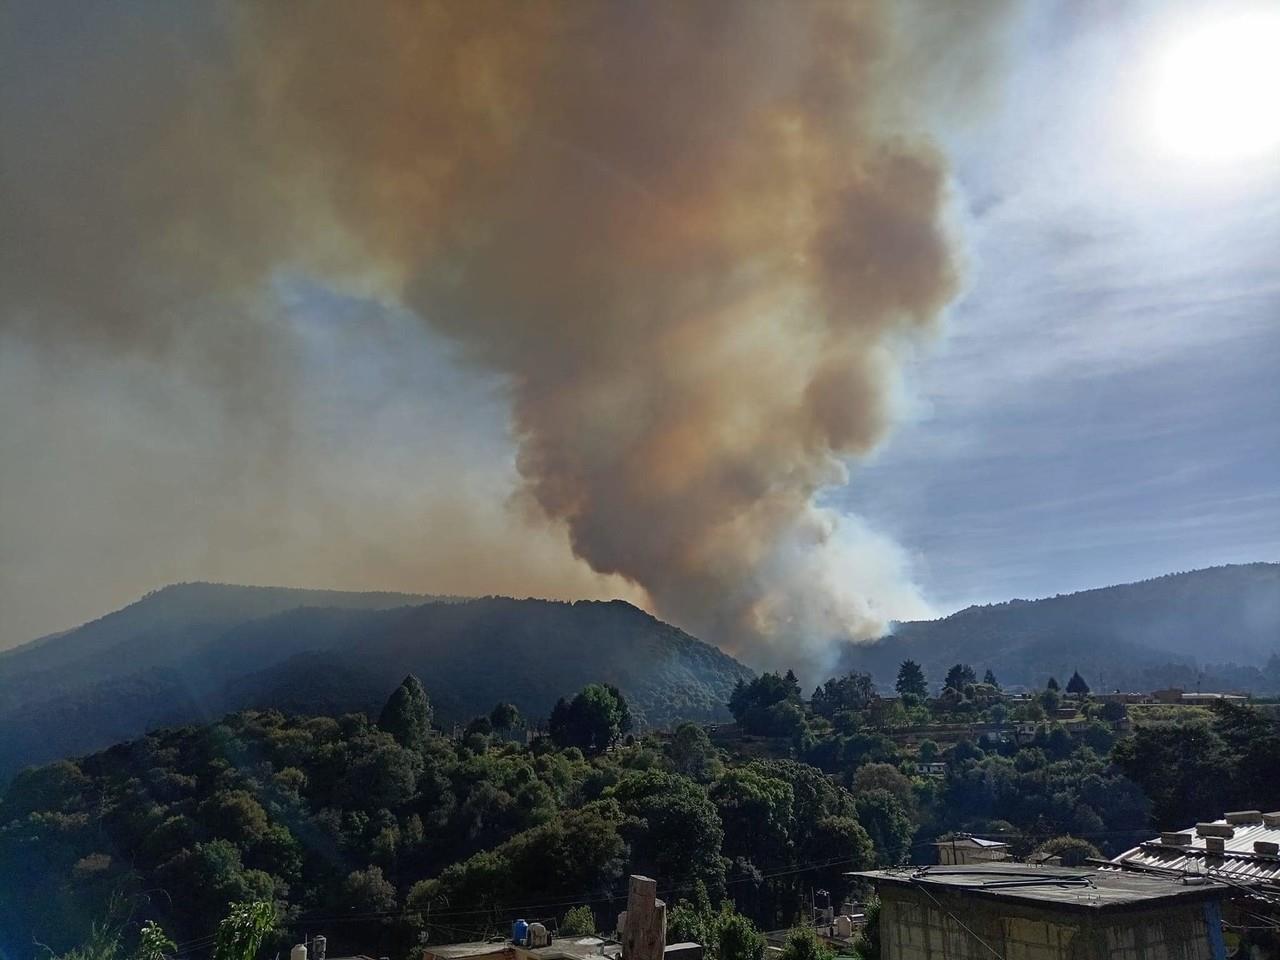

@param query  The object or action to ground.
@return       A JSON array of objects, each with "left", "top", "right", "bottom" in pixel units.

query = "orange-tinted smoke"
[{"left": 1, "top": 2, "right": 964, "bottom": 672}]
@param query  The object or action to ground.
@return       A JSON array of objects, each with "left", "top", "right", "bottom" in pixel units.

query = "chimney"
[
  {"left": 1160, "top": 832, "right": 1193, "bottom": 846},
  {"left": 1254, "top": 841, "right": 1280, "bottom": 856},
  {"left": 1206, "top": 837, "right": 1226, "bottom": 854},
  {"left": 1196, "top": 823, "right": 1235, "bottom": 839},
  {"left": 1263, "top": 812, "right": 1280, "bottom": 828},
  {"left": 621, "top": 875, "right": 666, "bottom": 960},
  {"left": 1225, "top": 810, "right": 1263, "bottom": 825}
]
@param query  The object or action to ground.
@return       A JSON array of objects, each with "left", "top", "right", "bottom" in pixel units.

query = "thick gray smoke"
[{"left": 0, "top": 1, "right": 985, "bottom": 672}]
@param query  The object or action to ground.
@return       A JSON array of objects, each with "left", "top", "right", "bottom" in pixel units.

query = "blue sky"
[{"left": 835, "top": 0, "right": 1280, "bottom": 611}]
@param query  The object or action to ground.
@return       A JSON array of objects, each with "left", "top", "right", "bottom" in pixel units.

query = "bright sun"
[{"left": 1144, "top": 7, "right": 1280, "bottom": 163}]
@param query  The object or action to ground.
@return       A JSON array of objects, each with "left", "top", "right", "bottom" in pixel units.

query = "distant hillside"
[
  {"left": 838, "top": 563, "right": 1280, "bottom": 693},
  {"left": 0, "top": 584, "right": 753, "bottom": 780}
]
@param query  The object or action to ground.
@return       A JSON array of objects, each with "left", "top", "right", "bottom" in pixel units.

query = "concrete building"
[
  {"left": 854, "top": 863, "right": 1230, "bottom": 959},
  {"left": 1109, "top": 810, "right": 1280, "bottom": 958},
  {"left": 934, "top": 835, "right": 1009, "bottom": 865},
  {"left": 1150, "top": 689, "right": 1249, "bottom": 706}
]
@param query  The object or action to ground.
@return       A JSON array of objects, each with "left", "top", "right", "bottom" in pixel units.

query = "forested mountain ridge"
[
  {"left": 840, "top": 563, "right": 1280, "bottom": 692},
  {"left": 0, "top": 585, "right": 753, "bottom": 780}
]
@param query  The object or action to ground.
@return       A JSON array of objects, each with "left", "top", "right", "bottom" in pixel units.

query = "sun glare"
[{"left": 1144, "top": 8, "right": 1280, "bottom": 164}]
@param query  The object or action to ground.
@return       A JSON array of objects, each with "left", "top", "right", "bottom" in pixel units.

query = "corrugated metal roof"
[
  {"left": 1110, "top": 814, "right": 1280, "bottom": 886},
  {"left": 934, "top": 835, "right": 1008, "bottom": 848}
]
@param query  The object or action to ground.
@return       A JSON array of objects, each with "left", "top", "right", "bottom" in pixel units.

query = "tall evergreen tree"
[
  {"left": 378, "top": 675, "right": 432, "bottom": 751},
  {"left": 944, "top": 663, "right": 976, "bottom": 691},
  {"left": 895, "top": 660, "right": 928, "bottom": 699},
  {"left": 1066, "top": 671, "right": 1090, "bottom": 696},
  {"left": 1046, "top": 676, "right": 1060, "bottom": 692},
  {"left": 982, "top": 669, "right": 999, "bottom": 688}
]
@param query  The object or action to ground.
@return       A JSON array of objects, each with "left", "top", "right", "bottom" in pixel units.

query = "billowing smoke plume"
[{"left": 1, "top": 2, "right": 967, "bottom": 672}]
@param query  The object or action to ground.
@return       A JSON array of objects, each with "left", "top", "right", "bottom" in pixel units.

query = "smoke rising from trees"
[{"left": 0, "top": 2, "right": 998, "bottom": 671}]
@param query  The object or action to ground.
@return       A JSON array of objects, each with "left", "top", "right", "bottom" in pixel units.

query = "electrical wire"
[{"left": 907, "top": 876, "right": 1006, "bottom": 960}]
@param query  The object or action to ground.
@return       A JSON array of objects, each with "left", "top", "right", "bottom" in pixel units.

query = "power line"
[{"left": 908, "top": 874, "right": 1006, "bottom": 960}]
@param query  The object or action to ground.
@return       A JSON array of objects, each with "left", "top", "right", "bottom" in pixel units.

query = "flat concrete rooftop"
[
  {"left": 852, "top": 863, "right": 1227, "bottom": 913},
  {"left": 425, "top": 937, "right": 621, "bottom": 960}
]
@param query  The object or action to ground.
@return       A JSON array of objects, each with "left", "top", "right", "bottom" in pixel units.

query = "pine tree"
[
  {"left": 983, "top": 669, "right": 999, "bottom": 688},
  {"left": 378, "top": 675, "right": 432, "bottom": 752},
  {"left": 1046, "top": 676, "right": 1060, "bottom": 691},
  {"left": 895, "top": 660, "right": 928, "bottom": 699},
  {"left": 1066, "top": 671, "right": 1090, "bottom": 696}
]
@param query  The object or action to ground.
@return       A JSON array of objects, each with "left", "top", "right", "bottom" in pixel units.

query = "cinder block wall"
[{"left": 879, "top": 887, "right": 1217, "bottom": 960}]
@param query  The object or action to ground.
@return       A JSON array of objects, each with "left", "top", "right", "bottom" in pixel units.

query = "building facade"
[{"left": 857, "top": 864, "right": 1229, "bottom": 960}]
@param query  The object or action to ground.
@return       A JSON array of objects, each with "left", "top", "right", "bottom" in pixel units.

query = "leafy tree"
[
  {"left": 728, "top": 673, "right": 803, "bottom": 735},
  {"left": 943, "top": 664, "right": 976, "bottom": 691},
  {"left": 982, "top": 669, "right": 999, "bottom": 688},
  {"left": 561, "top": 905, "right": 595, "bottom": 936},
  {"left": 667, "top": 881, "right": 715, "bottom": 946},
  {"left": 812, "top": 673, "right": 876, "bottom": 717},
  {"left": 1039, "top": 688, "right": 1062, "bottom": 713},
  {"left": 549, "top": 684, "right": 632, "bottom": 755},
  {"left": 490, "top": 702, "right": 523, "bottom": 732},
  {"left": 1046, "top": 676, "right": 1060, "bottom": 691},
  {"left": 1066, "top": 671, "right": 1090, "bottom": 696},
  {"left": 712, "top": 766, "right": 794, "bottom": 861},
  {"left": 895, "top": 661, "right": 928, "bottom": 699},
  {"left": 212, "top": 901, "right": 276, "bottom": 960},
  {"left": 465, "top": 715, "right": 494, "bottom": 738},
  {"left": 342, "top": 865, "right": 397, "bottom": 914},
  {"left": 851, "top": 764, "right": 915, "bottom": 815},
  {"left": 710, "top": 908, "right": 765, "bottom": 960},
  {"left": 1100, "top": 701, "right": 1128, "bottom": 723},
  {"left": 852, "top": 789, "right": 913, "bottom": 866},
  {"left": 377, "top": 675, "right": 432, "bottom": 752},
  {"left": 917, "top": 740, "right": 940, "bottom": 762},
  {"left": 667, "top": 723, "right": 723, "bottom": 783},
  {"left": 136, "top": 921, "right": 176, "bottom": 960},
  {"left": 611, "top": 771, "right": 725, "bottom": 890},
  {"left": 778, "top": 926, "right": 833, "bottom": 960}
]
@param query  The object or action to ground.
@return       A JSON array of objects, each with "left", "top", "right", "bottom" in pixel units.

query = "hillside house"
[
  {"left": 854, "top": 863, "right": 1230, "bottom": 960},
  {"left": 934, "top": 835, "right": 1009, "bottom": 865},
  {"left": 1151, "top": 689, "right": 1249, "bottom": 706}
]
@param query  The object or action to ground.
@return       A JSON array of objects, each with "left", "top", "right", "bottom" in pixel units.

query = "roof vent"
[
  {"left": 1196, "top": 822, "right": 1235, "bottom": 839},
  {"left": 1254, "top": 841, "right": 1280, "bottom": 856},
  {"left": 1263, "top": 812, "right": 1280, "bottom": 828},
  {"left": 1226, "top": 810, "right": 1263, "bottom": 825},
  {"left": 1161, "top": 832, "right": 1193, "bottom": 846},
  {"left": 1206, "top": 836, "right": 1226, "bottom": 854}
]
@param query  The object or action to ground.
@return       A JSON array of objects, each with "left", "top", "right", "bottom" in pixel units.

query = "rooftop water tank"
[
  {"left": 291, "top": 945, "right": 307, "bottom": 960},
  {"left": 834, "top": 916, "right": 853, "bottom": 939},
  {"left": 529, "top": 923, "right": 550, "bottom": 947},
  {"left": 513, "top": 920, "right": 530, "bottom": 945},
  {"left": 314, "top": 937, "right": 326, "bottom": 960}
]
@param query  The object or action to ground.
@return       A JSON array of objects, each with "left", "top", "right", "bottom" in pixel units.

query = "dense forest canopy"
[{"left": 6, "top": 662, "right": 1279, "bottom": 960}]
